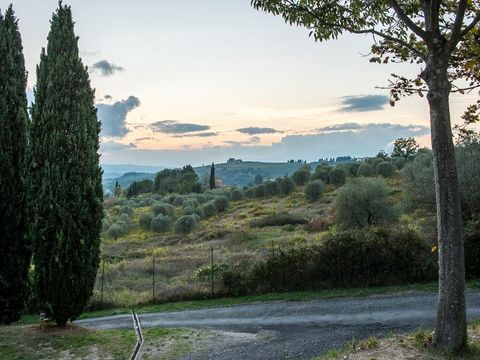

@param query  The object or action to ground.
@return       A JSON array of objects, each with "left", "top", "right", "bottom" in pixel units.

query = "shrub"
[
  {"left": 255, "top": 184, "right": 266, "bottom": 198},
  {"left": 313, "top": 165, "right": 331, "bottom": 183},
  {"left": 265, "top": 181, "right": 280, "bottom": 196},
  {"left": 173, "top": 196, "right": 185, "bottom": 207},
  {"left": 152, "top": 202, "right": 176, "bottom": 218},
  {"left": 401, "top": 152, "right": 435, "bottom": 212},
  {"left": 278, "top": 176, "right": 295, "bottom": 195},
  {"left": 230, "top": 188, "right": 244, "bottom": 201},
  {"left": 292, "top": 166, "right": 311, "bottom": 186},
  {"left": 174, "top": 215, "right": 198, "bottom": 234},
  {"left": 139, "top": 213, "right": 153, "bottom": 230},
  {"left": 201, "top": 201, "right": 218, "bottom": 218},
  {"left": 336, "top": 177, "right": 396, "bottom": 229},
  {"left": 244, "top": 187, "right": 256, "bottom": 198},
  {"left": 251, "top": 212, "right": 308, "bottom": 227},
  {"left": 376, "top": 161, "right": 395, "bottom": 178},
  {"left": 214, "top": 196, "right": 230, "bottom": 212},
  {"left": 118, "top": 206, "right": 133, "bottom": 216},
  {"left": 329, "top": 168, "right": 347, "bottom": 187},
  {"left": 392, "top": 157, "right": 407, "bottom": 169},
  {"left": 356, "top": 163, "right": 374, "bottom": 177},
  {"left": 150, "top": 214, "right": 172, "bottom": 233},
  {"left": 305, "top": 180, "right": 325, "bottom": 202},
  {"left": 106, "top": 223, "right": 126, "bottom": 240},
  {"left": 305, "top": 217, "right": 330, "bottom": 232}
]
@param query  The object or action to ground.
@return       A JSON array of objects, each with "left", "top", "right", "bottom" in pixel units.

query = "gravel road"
[{"left": 76, "top": 291, "right": 480, "bottom": 359}]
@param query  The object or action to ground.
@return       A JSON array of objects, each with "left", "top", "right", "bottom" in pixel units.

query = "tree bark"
[{"left": 425, "top": 60, "right": 467, "bottom": 351}]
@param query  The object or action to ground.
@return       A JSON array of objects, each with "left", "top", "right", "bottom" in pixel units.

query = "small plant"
[
  {"left": 214, "top": 196, "right": 230, "bottom": 212},
  {"left": 152, "top": 202, "right": 176, "bottom": 218},
  {"left": 139, "top": 213, "right": 153, "bottom": 230},
  {"left": 201, "top": 201, "right": 218, "bottom": 218},
  {"left": 305, "top": 180, "right": 325, "bottom": 202},
  {"left": 376, "top": 161, "right": 395, "bottom": 178},
  {"left": 229, "top": 188, "right": 244, "bottom": 201},
  {"left": 174, "top": 215, "right": 198, "bottom": 234},
  {"left": 150, "top": 214, "right": 172, "bottom": 233}
]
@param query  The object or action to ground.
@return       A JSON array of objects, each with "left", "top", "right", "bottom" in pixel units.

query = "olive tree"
[{"left": 252, "top": 0, "right": 480, "bottom": 349}]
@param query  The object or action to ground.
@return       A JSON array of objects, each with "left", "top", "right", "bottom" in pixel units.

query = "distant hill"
[{"left": 103, "top": 172, "right": 156, "bottom": 193}]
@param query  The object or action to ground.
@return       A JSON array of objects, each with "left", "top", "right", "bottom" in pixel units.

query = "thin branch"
[
  {"left": 449, "top": 0, "right": 469, "bottom": 46},
  {"left": 389, "top": 0, "right": 428, "bottom": 40},
  {"left": 458, "top": 13, "right": 480, "bottom": 41}
]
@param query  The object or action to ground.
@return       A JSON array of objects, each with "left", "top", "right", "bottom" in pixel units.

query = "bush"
[
  {"left": 376, "top": 161, "right": 395, "bottom": 178},
  {"left": 106, "top": 223, "right": 126, "bottom": 240},
  {"left": 255, "top": 184, "right": 266, "bottom": 198},
  {"left": 201, "top": 201, "right": 218, "bottom": 218},
  {"left": 356, "top": 163, "right": 374, "bottom": 177},
  {"left": 221, "top": 227, "right": 436, "bottom": 294},
  {"left": 278, "top": 176, "right": 295, "bottom": 195},
  {"left": 305, "top": 180, "right": 325, "bottom": 202},
  {"left": 292, "top": 166, "right": 311, "bottom": 186},
  {"left": 313, "top": 165, "right": 331, "bottom": 183},
  {"left": 139, "top": 213, "right": 153, "bottom": 230},
  {"left": 174, "top": 215, "right": 198, "bottom": 234},
  {"left": 152, "top": 202, "right": 176, "bottom": 218},
  {"left": 150, "top": 214, "right": 172, "bottom": 233},
  {"left": 401, "top": 152, "right": 435, "bottom": 212},
  {"left": 173, "top": 196, "right": 185, "bottom": 206},
  {"left": 118, "top": 206, "right": 133, "bottom": 216},
  {"left": 230, "top": 188, "right": 244, "bottom": 201},
  {"left": 392, "top": 157, "right": 407, "bottom": 169},
  {"left": 329, "top": 168, "right": 347, "bottom": 187},
  {"left": 265, "top": 181, "right": 280, "bottom": 196},
  {"left": 214, "top": 196, "right": 230, "bottom": 212},
  {"left": 251, "top": 212, "right": 308, "bottom": 227},
  {"left": 244, "top": 187, "right": 256, "bottom": 198},
  {"left": 336, "top": 177, "right": 397, "bottom": 229}
]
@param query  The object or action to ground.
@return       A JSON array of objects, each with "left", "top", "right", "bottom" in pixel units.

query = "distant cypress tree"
[
  {"left": 210, "top": 162, "right": 216, "bottom": 190},
  {"left": 29, "top": 3, "right": 103, "bottom": 326},
  {"left": 0, "top": 5, "right": 30, "bottom": 324}
]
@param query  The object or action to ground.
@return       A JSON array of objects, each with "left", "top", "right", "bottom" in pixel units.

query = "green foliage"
[
  {"left": 107, "top": 223, "right": 126, "bottom": 240},
  {"left": 392, "top": 157, "right": 407, "bottom": 170},
  {"left": 152, "top": 202, "right": 176, "bottom": 218},
  {"left": 292, "top": 166, "right": 311, "bottom": 186},
  {"left": 251, "top": 212, "right": 308, "bottom": 227},
  {"left": 278, "top": 176, "right": 295, "bottom": 194},
  {"left": 139, "top": 213, "right": 153, "bottom": 230},
  {"left": 214, "top": 196, "right": 230, "bottom": 212},
  {"left": 391, "top": 137, "right": 419, "bottom": 160},
  {"left": 376, "top": 161, "right": 395, "bottom": 178},
  {"left": 456, "top": 141, "right": 480, "bottom": 217},
  {"left": 401, "top": 152, "right": 436, "bottom": 212},
  {"left": 254, "top": 184, "right": 266, "bottom": 198},
  {"left": 329, "top": 167, "right": 346, "bottom": 187},
  {"left": 28, "top": 4, "right": 103, "bottom": 326},
  {"left": 305, "top": 180, "right": 325, "bottom": 202},
  {"left": 229, "top": 188, "right": 244, "bottom": 201},
  {"left": 313, "top": 165, "right": 331, "bottom": 183},
  {"left": 118, "top": 206, "right": 133, "bottom": 216},
  {"left": 150, "top": 214, "right": 172, "bottom": 233},
  {"left": 200, "top": 201, "right": 218, "bottom": 218},
  {"left": 464, "top": 220, "right": 480, "bottom": 279},
  {"left": 356, "top": 163, "right": 374, "bottom": 177},
  {"left": 254, "top": 174, "right": 263, "bottom": 185},
  {"left": 0, "top": 5, "right": 30, "bottom": 324},
  {"left": 336, "top": 178, "right": 396, "bottom": 229},
  {"left": 126, "top": 179, "right": 153, "bottom": 197},
  {"left": 174, "top": 215, "right": 198, "bottom": 234},
  {"left": 154, "top": 165, "right": 201, "bottom": 195},
  {"left": 265, "top": 181, "right": 281, "bottom": 196}
]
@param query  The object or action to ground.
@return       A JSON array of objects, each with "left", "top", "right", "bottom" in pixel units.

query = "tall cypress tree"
[
  {"left": 0, "top": 5, "right": 30, "bottom": 324},
  {"left": 29, "top": 3, "right": 103, "bottom": 326},
  {"left": 210, "top": 162, "right": 215, "bottom": 190}
]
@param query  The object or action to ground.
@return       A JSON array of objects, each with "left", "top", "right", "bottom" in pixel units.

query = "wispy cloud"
[
  {"left": 150, "top": 120, "right": 210, "bottom": 134},
  {"left": 172, "top": 131, "right": 218, "bottom": 138},
  {"left": 100, "top": 141, "right": 137, "bottom": 152},
  {"left": 236, "top": 127, "right": 281, "bottom": 135},
  {"left": 91, "top": 60, "right": 125, "bottom": 76},
  {"left": 340, "top": 95, "right": 389, "bottom": 112}
]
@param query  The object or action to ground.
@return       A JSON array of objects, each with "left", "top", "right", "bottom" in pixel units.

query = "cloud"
[
  {"left": 104, "top": 94, "right": 112, "bottom": 101},
  {"left": 97, "top": 96, "right": 140, "bottom": 138},
  {"left": 150, "top": 120, "right": 210, "bottom": 134},
  {"left": 100, "top": 122, "right": 430, "bottom": 167},
  {"left": 340, "top": 95, "right": 389, "bottom": 112},
  {"left": 91, "top": 60, "right": 125, "bottom": 76},
  {"left": 172, "top": 132, "right": 218, "bottom": 138},
  {"left": 100, "top": 141, "right": 136, "bottom": 152},
  {"left": 236, "top": 127, "right": 281, "bottom": 135},
  {"left": 318, "top": 122, "right": 363, "bottom": 132},
  {"left": 317, "top": 122, "right": 427, "bottom": 134}
]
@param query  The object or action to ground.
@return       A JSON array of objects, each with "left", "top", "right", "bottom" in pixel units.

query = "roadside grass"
[
  {"left": 0, "top": 324, "right": 199, "bottom": 360},
  {"left": 312, "top": 319, "right": 480, "bottom": 360}
]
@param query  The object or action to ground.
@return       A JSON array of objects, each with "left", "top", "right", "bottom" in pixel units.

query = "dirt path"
[{"left": 76, "top": 291, "right": 480, "bottom": 359}]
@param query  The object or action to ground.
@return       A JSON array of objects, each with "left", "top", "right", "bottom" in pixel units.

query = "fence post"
[
  {"left": 152, "top": 255, "right": 156, "bottom": 303},
  {"left": 100, "top": 258, "right": 105, "bottom": 308},
  {"left": 210, "top": 247, "right": 215, "bottom": 296}
]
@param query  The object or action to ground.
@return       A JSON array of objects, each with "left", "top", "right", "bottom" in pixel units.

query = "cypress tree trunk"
[
  {"left": 29, "top": 4, "right": 103, "bottom": 326},
  {"left": 424, "top": 56, "right": 467, "bottom": 350},
  {"left": 0, "top": 6, "right": 30, "bottom": 324}
]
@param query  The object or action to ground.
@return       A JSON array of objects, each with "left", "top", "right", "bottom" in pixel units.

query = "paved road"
[{"left": 77, "top": 291, "right": 480, "bottom": 360}]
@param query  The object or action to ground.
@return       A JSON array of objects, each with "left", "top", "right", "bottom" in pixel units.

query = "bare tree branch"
[
  {"left": 448, "top": 0, "right": 469, "bottom": 50},
  {"left": 389, "top": 0, "right": 428, "bottom": 40}
]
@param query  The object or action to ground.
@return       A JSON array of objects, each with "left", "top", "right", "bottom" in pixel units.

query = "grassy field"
[{"left": 0, "top": 324, "right": 204, "bottom": 360}]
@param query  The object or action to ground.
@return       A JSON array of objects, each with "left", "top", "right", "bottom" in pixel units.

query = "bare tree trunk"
[{"left": 425, "top": 62, "right": 467, "bottom": 351}]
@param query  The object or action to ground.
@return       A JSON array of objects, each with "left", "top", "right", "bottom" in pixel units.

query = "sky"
[{"left": 2, "top": 0, "right": 477, "bottom": 167}]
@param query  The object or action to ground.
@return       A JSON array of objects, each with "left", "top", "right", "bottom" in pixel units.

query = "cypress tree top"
[{"left": 29, "top": 2, "right": 103, "bottom": 326}]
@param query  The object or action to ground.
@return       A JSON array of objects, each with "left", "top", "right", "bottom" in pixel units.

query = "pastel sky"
[{"left": 2, "top": 0, "right": 477, "bottom": 167}]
